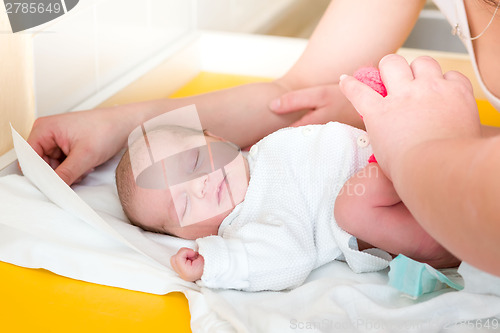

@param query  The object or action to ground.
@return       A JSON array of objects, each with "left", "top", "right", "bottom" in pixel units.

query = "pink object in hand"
[
  {"left": 353, "top": 67, "right": 387, "bottom": 164},
  {"left": 353, "top": 67, "right": 387, "bottom": 97},
  {"left": 367, "top": 154, "right": 378, "bottom": 164}
]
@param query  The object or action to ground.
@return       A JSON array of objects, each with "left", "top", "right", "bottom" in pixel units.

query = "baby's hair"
[
  {"left": 115, "top": 124, "right": 209, "bottom": 234},
  {"left": 115, "top": 149, "right": 148, "bottom": 229}
]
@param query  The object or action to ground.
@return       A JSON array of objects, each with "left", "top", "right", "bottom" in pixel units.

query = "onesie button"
[
  {"left": 357, "top": 134, "right": 370, "bottom": 148},
  {"left": 301, "top": 126, "right": 313, "bottom": 136},
  {"left": 249, "top": 144, "right": 259, "bottom": 157}
]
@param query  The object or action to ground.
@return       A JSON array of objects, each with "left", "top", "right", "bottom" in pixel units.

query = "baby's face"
[{"left": 130, "top": 130, "right": 249, "bottom": 239}]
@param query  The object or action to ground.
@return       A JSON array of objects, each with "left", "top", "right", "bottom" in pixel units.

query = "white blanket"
[{"left": 1, "top": 127, "right": 500, "bottom": 332}]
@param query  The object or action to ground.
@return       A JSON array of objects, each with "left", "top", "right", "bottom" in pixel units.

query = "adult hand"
[
  {"left": 27, "top": 106, "right": 136, "bottom": 185},
  {"left": 339, "top": 54, "right": 481, "bottom": 179},
  {"left": 269, "top": 84, "right": 363, "bottom": 128},
  {"left": 170, "top": 247, "right": 204, "bottom": 282}
]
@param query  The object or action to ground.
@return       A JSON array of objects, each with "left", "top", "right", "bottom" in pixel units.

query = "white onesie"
[{"left": 196, "top": 122, "right": 391, "bottom": 292}]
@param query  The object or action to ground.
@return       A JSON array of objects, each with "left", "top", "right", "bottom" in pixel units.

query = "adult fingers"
[
  {"left": 26, "top": 133, "right": 64, "bottom": 171},
  {"left": 73, "top": 168, "right": 95, "bottom": 185},
  {"left": 410, "top": 56, "right": 443, "bottom": 79},
  {"left": 44, "top": 146, "right": 64, "bottom": 169},
  {"left": 54, "top": 147, "right": 93, "bottom": 185},
  {"left": 290, "top": 111, "right": 318, "bottom": 127},
  {"left": 269, "top": 85, "right": 334, "bottom": 113},
  {"left": 27, "top": 132, "right": 55, "bottom": 164},
  {"left": 339, "top": 74, "right": 383, "bottom": 119},
  {"left": 444, "top": 70, "right": 474, "bottom": 92},
  {"left": 378, "top": 54, "right": 413, "bottom": 92}
]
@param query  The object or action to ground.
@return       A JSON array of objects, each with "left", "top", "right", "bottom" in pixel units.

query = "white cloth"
[
  {"left": 433, "top": 0, "right": 500, "bottom": 111},
  {"left": 0, "top": 126, "right": 196, "bottom": 294},
  {"left": 197, "top": 122, "right": 391, "bottom": 291},
  {"left": 459, "top": 262, "right": 500, "bottom": 296},
  {"left": 2, "top": 126, "right": 500, "bottom": 332}
]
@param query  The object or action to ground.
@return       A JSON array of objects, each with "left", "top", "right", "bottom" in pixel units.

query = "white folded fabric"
[
  {"left": 1, "top": 127, "right": 196, "bottom": 294},
  {"left": 1, "top": 127, "right": 500, "bottom": 332}
]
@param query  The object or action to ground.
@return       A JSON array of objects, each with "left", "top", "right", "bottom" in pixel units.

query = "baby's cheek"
[
  {"left": 227, "top": 156, "right": 249, "bottom": 203},
  {"left": 219, "top": 188, "right": 235, "bottom": 212},
  {"left": 231, "top": 183, "right": 247, "bottom": 206}
]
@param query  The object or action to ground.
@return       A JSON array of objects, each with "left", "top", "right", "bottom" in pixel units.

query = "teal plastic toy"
[{"left": 388, "top": 254, "right": 464, "bottom": 298}]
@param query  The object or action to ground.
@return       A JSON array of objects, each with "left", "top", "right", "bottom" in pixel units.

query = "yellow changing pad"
[{"left": 1, "top": 71, "right": 499, "bottom": 333}]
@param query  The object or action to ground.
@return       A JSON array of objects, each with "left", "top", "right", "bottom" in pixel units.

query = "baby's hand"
[{"left": 170, "top": 247, "right": 205, "bottom": 282}]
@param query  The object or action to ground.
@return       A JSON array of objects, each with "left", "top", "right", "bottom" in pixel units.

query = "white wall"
[
  {"left": 31, "top": 0, "right": 196, "bottom": 117},
  {"left": 30, "top": 0, "right": 299, "bottom": 117},
  {"left": 197, "top": 0, "right": 295, "bottom": 33}
]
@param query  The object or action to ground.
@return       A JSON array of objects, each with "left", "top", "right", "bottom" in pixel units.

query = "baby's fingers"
[
  {"left": 170, "top": 248, "right": 204, "bottom": 281},
  {"left": 170, "top": 248, "right": 189, "bottom": 272},
  {"left": 170, "top": 252, "right": 180, "bottom": 273}
]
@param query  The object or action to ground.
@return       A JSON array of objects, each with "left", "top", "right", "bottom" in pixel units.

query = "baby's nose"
[{"left": 190, "top": 174, "right": 208, "bottom": 198}]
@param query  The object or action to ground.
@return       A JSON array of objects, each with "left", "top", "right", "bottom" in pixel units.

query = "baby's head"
[{"left": 116, "top": 125, "right": 249, "bottom": 239}]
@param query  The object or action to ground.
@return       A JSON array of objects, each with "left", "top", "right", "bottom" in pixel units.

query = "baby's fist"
[{"left": 170, "top": 247, "right": 205, "bottom": 282}]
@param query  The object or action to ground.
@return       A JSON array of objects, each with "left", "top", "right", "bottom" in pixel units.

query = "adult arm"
[
  {"left": 270, "top": 0, "right": 426, "bottom": 125},
  {"left": 28, "top": 0, "right": 426, "bottom": 185},
  {"left": 27, "top": 83, "right": 299, "bottom": 185},
  {"left": 340, "top": 54, "right": 500, "bottom": 276},
  {"left": 395, "top": 137, "right": 500, "bottom": 275}
]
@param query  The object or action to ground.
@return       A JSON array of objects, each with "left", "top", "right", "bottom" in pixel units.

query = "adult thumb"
[
  {"left": 54, "top": 150, "right": 90, "bottom": 185},
  {"left": 339, "top": 74, "right": 383, "bottom": 119}
]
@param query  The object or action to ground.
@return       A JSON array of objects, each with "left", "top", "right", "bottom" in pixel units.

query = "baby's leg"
[{"left": 334, "top": 163, "right": 460, "bottom": 268}]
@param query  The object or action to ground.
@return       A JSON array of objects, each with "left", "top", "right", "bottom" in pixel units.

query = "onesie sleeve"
[
  {"left": 195, "top": 236, "right": 250, "bottom": 290},
  {"left": 196, "top": 216, "right": 317, "bottom": 291}
]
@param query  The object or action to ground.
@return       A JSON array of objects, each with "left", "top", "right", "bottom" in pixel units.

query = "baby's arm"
[
  {"left": 334, "top": 163, "right": 459, "bottom": 268},
  {"left": 193, "top": 220, "right": 316, "bottom": 291},
  {"left": 171, "top": 225, "right": 316, "bottom": 291},
  {"left": 170, "top": 248, "right": 205, "bottom": 282}
]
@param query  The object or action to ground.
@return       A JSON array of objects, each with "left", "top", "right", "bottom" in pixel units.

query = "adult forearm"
[
  {"left": 116, "top": 81, "right": 301, "bottom": 148},
  {"left": 393, "top": 137, "right": 500, "bottom": 275},
  {"left": 117, "top": 0, "right": 427, "bottom": 148},
  {"left": 280, "top": 0, "right": 426, "bottom": 89},
  {"left": 172, "top": 81, "right": 303, "bottom": 147},
  {"left": 117, "top": 0, "right": 427, "bottom": 147},
  {"left": 181, "top": 0, "right": 427, "bottom": 144}
]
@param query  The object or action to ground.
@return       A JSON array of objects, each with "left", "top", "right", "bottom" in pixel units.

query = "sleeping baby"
[{"left": 115, "top": 121, "right": 460, "bottom": 291}]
